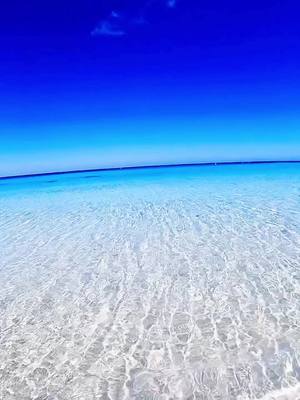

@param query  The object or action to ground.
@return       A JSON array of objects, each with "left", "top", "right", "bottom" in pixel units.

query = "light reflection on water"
[{"left": 0, "top": 163, "right": 299, "bottom": 400}]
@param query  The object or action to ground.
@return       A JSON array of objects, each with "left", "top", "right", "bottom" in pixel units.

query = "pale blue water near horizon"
[{"left": 0, "top": 163, "right": 300, "bottom": 400}]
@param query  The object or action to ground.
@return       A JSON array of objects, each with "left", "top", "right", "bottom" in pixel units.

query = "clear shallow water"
[{"left": 0, "top": 163, "right": 300, "bottom": 400}]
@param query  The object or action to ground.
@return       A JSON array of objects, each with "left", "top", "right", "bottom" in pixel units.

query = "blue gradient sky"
[{"left": 1, "top": 0, "right": 299, "bottom": 176}]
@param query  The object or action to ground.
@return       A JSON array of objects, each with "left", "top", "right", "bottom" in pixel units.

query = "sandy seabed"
[{"left": 0, "top": 164, "right": 300, "bottom": 400}]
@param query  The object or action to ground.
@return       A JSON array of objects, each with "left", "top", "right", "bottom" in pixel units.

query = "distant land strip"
[{"left": 1, "top": 160, "right": 300, "bottom": 180}]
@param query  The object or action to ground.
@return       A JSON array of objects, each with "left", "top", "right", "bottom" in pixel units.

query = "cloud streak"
[
  {"left": 91, "top": 21, "right": 125, "bottom": 37},
  {"left": 91, "top": 11, "right": 125, "bottom": 36},
  {"left": 91, "top": 0, "right": 177, "bottom": 38}
]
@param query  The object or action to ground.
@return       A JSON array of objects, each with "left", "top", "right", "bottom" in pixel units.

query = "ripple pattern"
[{"left": 0, "top": 164, "right": 299, "bottom": 399}]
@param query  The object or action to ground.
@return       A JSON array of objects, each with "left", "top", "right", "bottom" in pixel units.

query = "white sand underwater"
[{"left": 0, "top": 163, "right": 299, "bottom": 400}]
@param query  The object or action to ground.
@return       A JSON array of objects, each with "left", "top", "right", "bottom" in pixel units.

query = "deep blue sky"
[{"left": 1, "top": 0, "right": 299, "bottom": 176}]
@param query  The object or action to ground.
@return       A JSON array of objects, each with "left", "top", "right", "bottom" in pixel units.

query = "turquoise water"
[{"left": 0, "top": 163, "right": 300, "bottom": 399}]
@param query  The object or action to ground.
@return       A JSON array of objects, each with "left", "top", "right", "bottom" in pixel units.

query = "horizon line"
[{"left": 1, "top": 160, "right": 300, "bottom": 181}]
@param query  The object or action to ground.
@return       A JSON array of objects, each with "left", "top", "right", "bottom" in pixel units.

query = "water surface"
[{"left": 0, "top": 163, "right": 300, "bottom": 400}]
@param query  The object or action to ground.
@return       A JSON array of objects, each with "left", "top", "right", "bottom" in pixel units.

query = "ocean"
[{"left": 0, "top": 163, "right": 299, "bottom": 399}]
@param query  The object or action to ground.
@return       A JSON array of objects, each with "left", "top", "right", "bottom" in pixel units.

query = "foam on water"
[{"left": 0, "top": 163, "right": 299, "bottom": 400}]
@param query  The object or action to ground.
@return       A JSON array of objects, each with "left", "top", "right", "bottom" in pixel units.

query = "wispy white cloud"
[
  {"left": 111, "top": 11, "right": 120, "bottom": 18},
  {"left": 91, "top": 0, "right": 176, "bottom": 38},
  {"left": 91, "top": 21, "right": 125, "bottom": 37},
  {"left": 91, "top": 11, "right": 125, "bottom": 37}
]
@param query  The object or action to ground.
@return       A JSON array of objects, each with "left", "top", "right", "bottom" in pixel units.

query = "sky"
[{"left": 0, "top": 0, "right": 299, "bottom": 176}]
